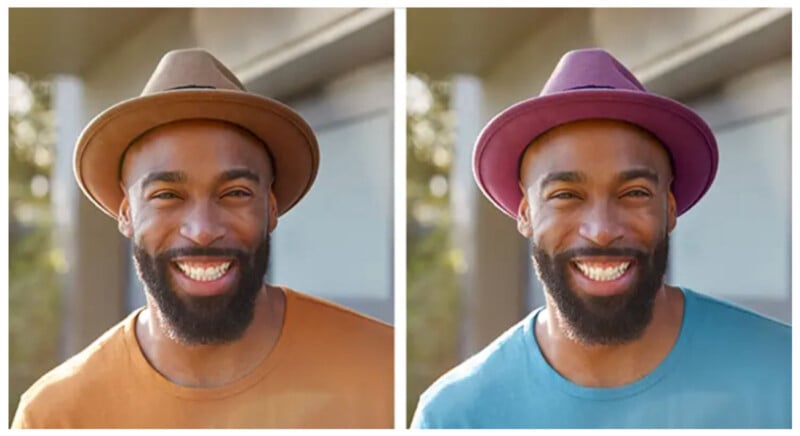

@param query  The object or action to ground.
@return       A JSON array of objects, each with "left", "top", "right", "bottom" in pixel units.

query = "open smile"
[
  {"left": 569, "top": 257, "right": 637, "bottom": 296},
  {"left": 170, "top": 256, "right": 239, "bottom": 296},
  {"left": 174, "top": 260, "right": 233, "bottom": 282},
  {"left": 572, "top": 259, "right": 632, "bottom": 281}
]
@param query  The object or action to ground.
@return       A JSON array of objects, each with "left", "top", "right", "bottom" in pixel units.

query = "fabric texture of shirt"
[
  {"left": 13, "top": 287, "right": 393, "bottom": 429},
  {"left": 411, "top": 287, "right": 790, "bottom": 429}
]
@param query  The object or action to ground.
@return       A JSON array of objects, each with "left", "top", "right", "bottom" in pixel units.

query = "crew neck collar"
[
  {"left": 523, "top": 287, "right": 698, "bottom": 400},
  {"left": 122, "top": 286, "right": 297, "bottom": 400}
]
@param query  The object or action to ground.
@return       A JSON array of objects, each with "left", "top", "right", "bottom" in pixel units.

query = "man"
[
  {"left": 412, "top": 48, "right": 790, "bottom": 429},
  {"left": 13, "top": 49, "right": 393, "bottom": 429}
]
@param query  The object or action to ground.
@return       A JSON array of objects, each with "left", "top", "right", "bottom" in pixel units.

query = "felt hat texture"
[
  {"left": 472, "top": 48, "right": 718, "bottom": 218},
  {"left": 74, "top": 48, "right": 319, "bottom": 218}
]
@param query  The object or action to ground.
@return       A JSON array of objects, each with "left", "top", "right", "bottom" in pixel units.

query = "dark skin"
[
  {"left": 118, "top": 119, "right": 285, "bottom": 388},
  {"left": 517, "top": 119, "right": 684, "bottom": 387}
]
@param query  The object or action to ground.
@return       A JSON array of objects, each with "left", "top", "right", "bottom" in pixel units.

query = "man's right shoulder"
[
  {"left": 13, "top": 313, "right": 135, "bottom": 428},
  {"left": 411, "top": 316, "right": 531, "bottom": 429}
]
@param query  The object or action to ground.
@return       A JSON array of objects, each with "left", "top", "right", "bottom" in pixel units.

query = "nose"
[
  {"left": 578, "top": 200, "right": 624, "bottom": 247},
  {"left": 179, "top": 200, "right": 226, "bottom": 246}
]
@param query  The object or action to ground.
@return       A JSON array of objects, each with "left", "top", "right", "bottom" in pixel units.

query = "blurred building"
[
  {"left": 409, "top": 8, "right": 791, "bottom": 358},
  {"left": 10, "top": 7, "right": 394, "bottom": 360}
]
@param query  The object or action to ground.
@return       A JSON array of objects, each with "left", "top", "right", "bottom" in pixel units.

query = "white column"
[
  {"left": 450, "top": 75, "right": 528, "bottom": 358},
  {"left": 52, "top": 75, "right": 127, "bottom": 358},
  {"left": 51, "top": 75, "right": 84, "bottom": 359}
]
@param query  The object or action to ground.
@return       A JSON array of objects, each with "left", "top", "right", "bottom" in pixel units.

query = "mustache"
[
  {"left": 154, "top": 246, "right": 250, "bottom": 261},
  {"left": 555, "top": 246, "right": 647, "bottom": 261}
]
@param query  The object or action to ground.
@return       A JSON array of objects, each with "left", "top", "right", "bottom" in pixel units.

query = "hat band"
[
  {"left": 565, "top": 85, "right": 616, "bottom": 91},
  {"left": 165, "top": 84, "right": 218, "bottom": 91}
]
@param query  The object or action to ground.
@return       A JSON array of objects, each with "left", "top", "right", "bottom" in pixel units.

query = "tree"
[
  {"left": 9, "top": 73, "right": 61, "bottom": 424},
  {"left": 406, "top": 74, "right": 462, "bottom": 424}
]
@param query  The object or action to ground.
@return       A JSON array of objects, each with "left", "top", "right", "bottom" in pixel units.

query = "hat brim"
[
  {"left": 473, "top": 89, "right": 718, "bottom": 218},
  {"left": 74, "top": 89, "right": 319, "bottom": 219}
]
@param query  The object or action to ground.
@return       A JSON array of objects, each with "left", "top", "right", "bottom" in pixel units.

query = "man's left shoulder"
[
  {"left": 281, "top": 287, "right": 393, "bottom": 399},
  {"left": 687, "top": 288, "right": 790, "bottom": 351},
  {"left": 284, "top": 288, "right": 393, "bottom": 349}
]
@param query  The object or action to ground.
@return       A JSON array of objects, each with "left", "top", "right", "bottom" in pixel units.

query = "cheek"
[
  {"left": 129, "top": 203, "right": 179, "bottom": 249},
  {"left": 611, "top": 193, "right": 666, "bottom": 232},
  {"left": 221, "top": 199, "right": 270, "bottom": 239},
  {"left": 231, "top": 212, "right": 266, "bottom": 237},
  {"left": 626, "top": 203, "right": 670, "bottom": 245},
  {"left": 528, "top": 202, "right": 576, "bottom": 251}
]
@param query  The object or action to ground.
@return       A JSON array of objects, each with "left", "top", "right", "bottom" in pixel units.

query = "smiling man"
[
  {"left": 411, "top": 48, "right": 790, "bottom": 429},
  {"left": 12, "top": 49, "right": 393, "bottom": 429}
]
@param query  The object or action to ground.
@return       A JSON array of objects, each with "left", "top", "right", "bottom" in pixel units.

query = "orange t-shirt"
[{"left": 12, "top": 288, "right": 393, "bottom": 428}]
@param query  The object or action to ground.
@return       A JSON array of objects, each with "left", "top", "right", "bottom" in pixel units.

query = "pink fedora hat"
[{"left": 473, "top": 48, "right": 718, "bottom": 219}]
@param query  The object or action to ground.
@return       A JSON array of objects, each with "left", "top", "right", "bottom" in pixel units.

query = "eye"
[
  {"left": 223, "top": 189, "right": 252, "bottom": 198},
  {"left": 622, "top": 189, "right": 652, "bottom": 198},
  {"left": 151, "top": 191, "right": 179, "bottom": 200},
  {"left": 550, "top": 191, "right": 579, "bottom": 200}
]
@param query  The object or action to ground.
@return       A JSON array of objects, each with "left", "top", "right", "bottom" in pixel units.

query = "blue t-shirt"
[{"left": 411, "top": 288, "right": 791, "bottom": 429}]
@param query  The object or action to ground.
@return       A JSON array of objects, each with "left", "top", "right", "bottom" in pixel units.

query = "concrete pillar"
[
  {"left": 450, "top": 75, "right": 527, "bottom": 359},
  {"left": 51, "top": 76, "right": 127, "bottom": 358}
]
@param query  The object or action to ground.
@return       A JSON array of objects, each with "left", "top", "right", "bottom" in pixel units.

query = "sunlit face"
[
  {"left": 517, "top": 119, "right": 677, "bottom": 345},
  {"left": 118, "top": 119, "right": 277, "bottom": 345}
]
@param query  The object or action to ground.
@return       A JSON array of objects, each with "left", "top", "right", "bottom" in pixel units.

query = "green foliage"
[
  {"left": 8, "top": 74, "right": 61, "bottom": 425},
  {"left": 406, "top": 74, "right": 461, "bottom": 425}
]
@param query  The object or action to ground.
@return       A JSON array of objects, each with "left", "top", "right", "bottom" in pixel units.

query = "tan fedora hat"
[{"left": 73, "top": 48, "right": 319, "bottom": 219}]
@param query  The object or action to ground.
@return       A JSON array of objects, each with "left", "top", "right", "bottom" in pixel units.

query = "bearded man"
[
  {"left": 13, "top": 49, "right": 393, "bottom": 429},
  {"left": 411, "top": 48, "right": 790, "bottom": 429}
]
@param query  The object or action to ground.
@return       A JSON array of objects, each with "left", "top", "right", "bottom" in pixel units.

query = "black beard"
[
  {"left": 133, "top": 235, "right": 269, "bottom": 345},
  {"left": 531, "top": 235, "right": 669, "bottom": 346}
]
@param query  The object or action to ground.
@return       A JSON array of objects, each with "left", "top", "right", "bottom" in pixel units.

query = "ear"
[
  {"left": 666, "top": 191, "right": 677, "bottom": 233},
  {"left": 117, "top": 187, "right": 133, "bottom": 239},
  {"left": 517, "top": 187, "right": 533, "bottom": 238},
  {"left": 267, "top": 191, "right": 278, "bottom": 233}
]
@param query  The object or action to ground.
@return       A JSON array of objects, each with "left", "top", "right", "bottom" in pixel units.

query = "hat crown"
[
  {"left": 141, "top": 48, "right": 246, "bottom": 95},
  {"left": 540, "top": 48, "right": 645, "bottom": 95}
]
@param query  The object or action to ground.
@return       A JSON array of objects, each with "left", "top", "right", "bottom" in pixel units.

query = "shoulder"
[
  {"left": 13, "top": 313, "right": 135, "bottom": 428},
  {"left": 686, "top": 288, "right": 790, "bottom": 346},
  {"left": 278, "top": 288, "right": 393, "bottom": 420},
  {"left": 284, "top": 287, "right": 393, "bottom": 342},
  {"left": 683, "top": 288, "right": 790, "bottom": 379},
  {"left": 412, "top": 316, "right": 531, "bottom": 428},
  {"left": 281, "top": 288, "right": 393, "bottom": 367},
  {"left": 680, "top": 288, "right": 791, "bottom": 420}
]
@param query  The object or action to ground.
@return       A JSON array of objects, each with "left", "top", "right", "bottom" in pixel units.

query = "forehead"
[
  {"left": 120, "top": 119, "right": 273, "bottom": 185},
  {"left": 520, "top": 119, "right": 672, "bottom": 186}
]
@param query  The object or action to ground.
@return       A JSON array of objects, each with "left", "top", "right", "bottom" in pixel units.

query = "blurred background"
[
  {"left": 9, "top": 7, "right": 394, "bottom": 422},
  {"left": 406, "top": 7, "right": 791, "bottom": 423}
]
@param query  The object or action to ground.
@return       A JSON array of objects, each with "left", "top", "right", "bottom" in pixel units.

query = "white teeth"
[
  {"left": 176, "top": 261, "right": 231, "bottom": 282},
  {"left": 575, "top": 261, "right": 630, "bottom": 282}
]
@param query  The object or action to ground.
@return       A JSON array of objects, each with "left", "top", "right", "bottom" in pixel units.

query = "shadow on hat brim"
[
  {"left": 74, "top": 89, "right": 319, "bottom": 219},
  {"left": 473, "top": 89, "right": 718, "bottom": 219}
]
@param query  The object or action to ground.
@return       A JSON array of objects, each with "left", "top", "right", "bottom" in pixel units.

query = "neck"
[
  {"left": 535, "top": 284, "right": 684, "bottom": 387},
  {"left": 135, "top": 284, "right": 286, "bottom": 388}
]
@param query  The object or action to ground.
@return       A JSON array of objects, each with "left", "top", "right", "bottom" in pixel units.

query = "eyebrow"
[
  {"left": 537, "top": 168, "right": 660, "bottom": 191},
  {"left": 218, "top": 168, "right": 260, "bottom": 184},
  {"left": 539, "top": 171, "right": 586, "bottom": 190},
  {"left": 617, "top": 168, "right": 659, "bottom": 185},
  {"left": 139, "top": 168, "right": 261, "bottom": 190},
  {"left": 140, "top": 171, "right": 186, "bottom": 189}
]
